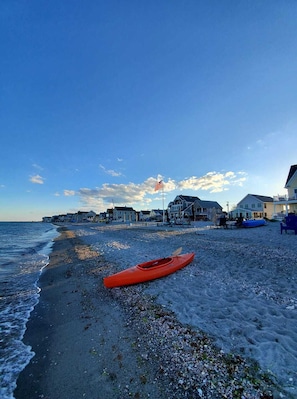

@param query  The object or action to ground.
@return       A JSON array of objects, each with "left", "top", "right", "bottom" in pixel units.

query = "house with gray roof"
[
  {"left": 230, "top": 194, "right": 274, "bottom": 219},
  {"left": 150, "top": 209, "right": 165, "bottom": 222},
  {"left": 168, "top": 195, "right": 223, "bottom": 221},
  {"left": 167, "top": 195, "right": 199, "bottom": 221},
  {"left": 139, "top": 210, "right": 151, "bottom": 221},
  {"left": 193, "top": 199, "right": 223, "bottom": 221}
]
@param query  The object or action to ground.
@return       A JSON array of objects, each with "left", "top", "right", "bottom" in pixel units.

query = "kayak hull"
[
  {"left": 242, "top": 219, "right": 266, "bottom": 228},
  {"left": 103, "top": 252, "right": 195, "bottom": 288}
]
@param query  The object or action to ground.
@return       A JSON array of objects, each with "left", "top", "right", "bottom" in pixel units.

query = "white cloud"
[
  {"left": 30, "top": 174, "right": 44, "bottom": 184},
  {"left": 32, "top": 163, "right": 43, "bottom": 171},
  {"left": 77, "top": 171, "right": 247, "bottom": 209},
  {"left": 64, "top": 190, "right": 76, "bottom": 196},
  {"left": 99, "top": 164, "right": 123, "bottom": 177},
  {"left": 175, "top": 171, "right": 247, "bottom": 193}
]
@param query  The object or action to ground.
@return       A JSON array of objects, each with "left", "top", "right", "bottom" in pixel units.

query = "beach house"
[
  {"left": 150, "top": 209, "right": 165, "bottom": 221},
  {"left": 168, "top": 195, "right": 223, "bottom": 222},
  {"left": 168, "top": 195, "right": 198, "bottom": 221},
  {"left": 139, "top": 210, "right": 151, "bottom": 221},
  {"left": 273, "top": 164, "right": 297, "bottom": 216},
  {"left": 193, "top": 199, "right": 223, "bottom": 221},
  {"left": 73, "top": 211, "right": 96, "bottom": 223},
  {"left": 112, "top": 206, "right": 136, "bottom": 222},
  {"left": 230, "top": 194, "right": 274, "bottom": 219}
]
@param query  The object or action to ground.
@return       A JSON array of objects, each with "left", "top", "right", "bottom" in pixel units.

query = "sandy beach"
[
  {"left": 15, "top": 222, "right": 297, "bottom": 398},
  {"left": 14, "top": 228, "right": 173, "bottom": 399}
]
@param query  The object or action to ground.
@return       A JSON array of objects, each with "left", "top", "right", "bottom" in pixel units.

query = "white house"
[
  {"left": 113, "top": 206, "right": 136, "bottom": 222},
  {"left": 273, "top": 164, "right": 297, "bottom": 216},
  {"left": 72, "top": 211, "right": 96, "bottom": 223},
  {"left": 230, "top": 194, "right": 274, "bottom": 219},
  {"left": 139, "top": 210, "right": 151, "bottom": 221},
  {"left": 150, "top": 209, "right": 165, "bottom": 222}
]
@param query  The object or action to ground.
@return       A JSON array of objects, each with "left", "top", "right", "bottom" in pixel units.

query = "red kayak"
[{"left": 103, "top": 252, "right": 195, "bottom": 288}]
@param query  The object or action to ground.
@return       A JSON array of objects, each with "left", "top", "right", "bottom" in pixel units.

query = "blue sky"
[{"left": 1, "top": 0, "right": 297, "bottom": 221}]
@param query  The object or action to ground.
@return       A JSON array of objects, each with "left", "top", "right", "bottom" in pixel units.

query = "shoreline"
[
  {"left": 15, "top": 224, "right": 294, "bottom": 398},
  {"left": 14, "top": 227, "right": 176, "bottom": 399}
]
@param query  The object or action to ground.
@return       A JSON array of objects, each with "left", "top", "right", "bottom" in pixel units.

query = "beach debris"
[{"left": 108, "top": 285, "right": 281, "bottom": 399}]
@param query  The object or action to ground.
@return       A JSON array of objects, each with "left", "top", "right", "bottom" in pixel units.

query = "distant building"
[
  {"left": 113, "top": 206, "right": 136, "bottom": 222},
  {"left": 139, "top": 210, "right": 151, "bottom": 221},
  {"left": 72, "top": 211, "right": 96, "bottom": 223},
  {"left": 150, "top": 209, "right": 165, "bottom": 222}
]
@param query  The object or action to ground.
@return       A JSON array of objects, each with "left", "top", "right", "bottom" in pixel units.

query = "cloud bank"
[{"left": 65, "top": 171, "right": 247, "bottom": 210}]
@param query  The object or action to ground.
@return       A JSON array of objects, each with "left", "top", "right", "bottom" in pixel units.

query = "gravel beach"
[{"left": 15, "top": 221, "right": 297, "bottom": 399}]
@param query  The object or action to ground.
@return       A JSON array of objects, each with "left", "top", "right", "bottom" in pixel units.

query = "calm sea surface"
[{"left": 0, "top": 222, "right": 59, "bottom": 399}]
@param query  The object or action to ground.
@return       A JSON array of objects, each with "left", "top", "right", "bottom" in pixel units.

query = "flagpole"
[
  {"left": 162, "top": 184, "right": 165, "bottom": 224},
  {"left": 155, "top": 179, "right": 165, "bottom": 224}
]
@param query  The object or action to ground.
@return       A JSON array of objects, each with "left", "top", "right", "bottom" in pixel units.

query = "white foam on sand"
[{"left": 71, "top": 222, "right": 297, "bottom": 395}]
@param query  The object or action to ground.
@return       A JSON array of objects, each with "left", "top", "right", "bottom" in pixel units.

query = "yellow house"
[{"left": 231, "top": 194, "right": 274, "bottom": 219}]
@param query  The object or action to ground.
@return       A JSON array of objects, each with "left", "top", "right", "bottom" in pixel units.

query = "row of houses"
[
  {"left": 42, "top": 196, "right": 223, "bottom": 224},
  {"left": 169, "top": 164, "right": 297, "bottom": 220},
  {"left": 42, "top": 207, "right": 166, "bottom": 224},
  {"left": 43, "top": 164, "right": 297, "bottom": 224},
  {"left": 231, "top": 164, "right": 297, "bottom": 220}
]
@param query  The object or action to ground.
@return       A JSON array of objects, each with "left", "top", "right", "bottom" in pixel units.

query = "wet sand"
[{"left": 14, "top": 228, "right": 172, "bottom": 399}]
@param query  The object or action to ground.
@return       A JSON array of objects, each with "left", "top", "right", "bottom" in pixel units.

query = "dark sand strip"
[{"left": 14, "top": 228, "right": 171, "bottom": 399}]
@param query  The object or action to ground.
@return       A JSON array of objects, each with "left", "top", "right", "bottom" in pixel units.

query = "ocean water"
[{"left": 0, "top": 222, "right": 59, "bottom": 399}]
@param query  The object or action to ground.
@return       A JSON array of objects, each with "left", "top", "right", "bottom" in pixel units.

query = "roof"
[
  {"left": 114, "top": 206, "right": 134, "bottom": 211},
  {"left": 239, "top": 194, "right": 273, "bottom": 204},
  {"left": 196, "top": 200, "right": 222, "bottom": 209},
  {"left": 285, "top": 164, "right": 297, "bottom": 187},
  {"left": 249, "top": 194, "right": 273, "bottom": 203},
  {"left": 177, "top": 195, "right": 200, "bottom": 202}
]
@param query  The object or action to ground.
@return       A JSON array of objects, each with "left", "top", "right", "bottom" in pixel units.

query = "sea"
[{"left": 0, "top": 222, "right": 59, "bottom": 399}]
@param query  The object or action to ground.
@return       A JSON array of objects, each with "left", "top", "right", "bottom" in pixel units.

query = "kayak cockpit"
[{"left": 138, "top": 257, "right": 173, "bottom": 270}]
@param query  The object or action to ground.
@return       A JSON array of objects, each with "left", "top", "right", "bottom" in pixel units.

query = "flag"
[{"left": 154, "top": 180, "right": 163, "bottom": 191}]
